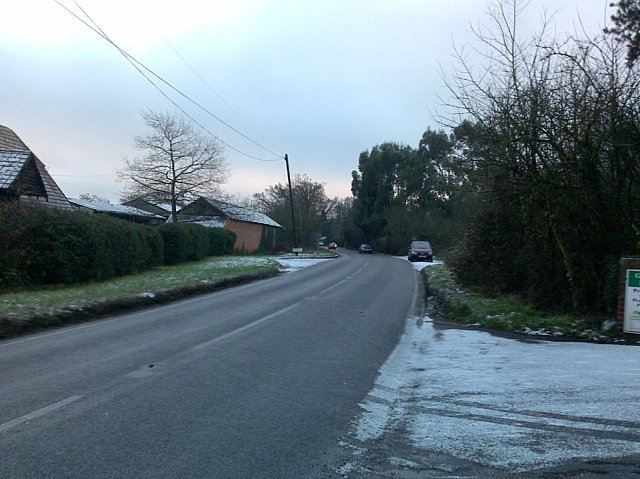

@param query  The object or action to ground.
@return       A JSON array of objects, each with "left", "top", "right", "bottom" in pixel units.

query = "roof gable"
[
  {"left": 178, "top": 197, "right": 283, "bottom": 228},
  {"left": 0, "top": 125, "right": 72, "bottom": 209},
  {"left": 0, "top": 150, "right": 31, "bottom": 190}
]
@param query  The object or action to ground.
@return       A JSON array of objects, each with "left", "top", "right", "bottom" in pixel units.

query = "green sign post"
[{"left": 624, "top": 269, "right": 640, "bottom": 333}]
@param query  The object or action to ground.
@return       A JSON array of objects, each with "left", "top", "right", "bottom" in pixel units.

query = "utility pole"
[{"left": 284, "top": 154, "right": 297, "bottom": 249}]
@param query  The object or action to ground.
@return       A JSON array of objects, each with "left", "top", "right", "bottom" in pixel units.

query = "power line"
[
  {"left": 161, "top": 36, "right": 284, "bottom": 158},
  {"left": 53, "top": 0, "right": 283, "bottom": 163}
]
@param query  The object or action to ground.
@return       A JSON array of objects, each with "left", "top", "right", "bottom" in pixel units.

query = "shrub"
[
  {"left": 0, "top": 203, "right": 163, "bottom": 289},
  {"left": 208, "top": 227, "right": 236, "bottom": 256},
  {"left": 158, "top": 223, "right": 211, "bottom": 265}
]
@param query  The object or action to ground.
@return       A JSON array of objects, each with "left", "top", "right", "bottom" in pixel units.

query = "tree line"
[{"left": 349, "top": 0, "right": 640, "bottom": 316}]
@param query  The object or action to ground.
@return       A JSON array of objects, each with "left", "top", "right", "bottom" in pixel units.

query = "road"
[{"left": 0, "top": 250, "right": 419, "bottom": 478}]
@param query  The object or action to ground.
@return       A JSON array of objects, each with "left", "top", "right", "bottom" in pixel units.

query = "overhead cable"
[{"left": 53, "top": 0, "right": 282, "bottom": 163}]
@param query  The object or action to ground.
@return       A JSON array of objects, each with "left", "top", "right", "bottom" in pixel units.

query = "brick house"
[
  {"left": 176, "top": 197, "right": 283, "bottom": 254},
  {"left": 0, "top": 125, "right": 72, "bottom": 210}
]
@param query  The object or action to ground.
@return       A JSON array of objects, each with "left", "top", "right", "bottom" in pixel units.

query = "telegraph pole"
[{"left": 284, "top": 154, "right": 297, "bottom": 249}]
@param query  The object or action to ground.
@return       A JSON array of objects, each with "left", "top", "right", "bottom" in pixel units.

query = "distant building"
[
  {"left": 175, "top": 197, "right": 283, "bottom": 254},
  {"left": 121, "top": 198, "right": 178, "bottom": 219},
  {"left": 0, "top": 125, "right": 72, "bottom": 210},
  {"left": 69, "top": 197, "right": 166, "bottom": 224}
]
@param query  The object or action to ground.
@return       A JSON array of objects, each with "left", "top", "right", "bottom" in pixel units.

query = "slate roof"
[
  {"left": 0, "top": 150, "right": 30, "bottom": 189},
  {"left": 0, "top": 125, "right": 72, "bottom": 210},
  {"left": 175, "top": 216, "right": 227, "bottom": 228},
  {"left": 121, "top": 198, "right": 182, "bottom": 217},
  {"left": 196, "top": 198, "right": 283, "bottom": 228},
  {"left": 69, "top": 197, "right": 166, "bottom": 220},
  {"left": 172, "top": 197, "right": 283, "bottom": 229},
  {"left": 203, "top": 198, "right": 283, "bottom": 228},
  {"left": 0, "top": 125, "right": 29, "bottom": 151}
]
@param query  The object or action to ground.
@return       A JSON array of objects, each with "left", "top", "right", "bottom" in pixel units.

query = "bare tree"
[
  {"left": 441, "top": 0, "right": 640, "bottom": 314},
  {"left": 252, "top": 174, "right": 336, "bottom": 247},
  {"left": 118, "top": 111, "right": 228, "bottom": 222},
  {"left": 79, "top": 193, "right": 111, "bottom": 204}
]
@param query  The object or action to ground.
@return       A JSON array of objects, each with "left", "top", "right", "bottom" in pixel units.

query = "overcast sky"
[{"left": 1, "top": 0, "right": 612, "bottom": 203}]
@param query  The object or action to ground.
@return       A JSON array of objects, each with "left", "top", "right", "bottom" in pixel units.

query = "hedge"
[
  {"left": 0, "top": 204, "right": 163, "bottom": 289},
  {"left": 0, "top": 204, "right": 241, "bottom": 290},
  {"left": 208, "top": 227, "right": 236, "bottom": 256}
]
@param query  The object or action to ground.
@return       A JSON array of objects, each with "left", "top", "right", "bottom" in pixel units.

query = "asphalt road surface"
[{"left": 0, "top": 250, "right": 419, "bottom": 478}]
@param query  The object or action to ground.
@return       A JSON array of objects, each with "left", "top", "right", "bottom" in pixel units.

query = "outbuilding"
[{"left": 175, "top": 197, "right": 283, "bottom": 254}]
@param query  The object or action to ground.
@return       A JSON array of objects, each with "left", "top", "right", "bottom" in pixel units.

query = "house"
[
  {"left": 175, "top": 197, "right": 283, "bottom": 253},
  {"left": 0, "top": 125, "right": 72, "bottom": 210},
  {"left": 69, "top": 197, "right": 166, "bottom": 225}
]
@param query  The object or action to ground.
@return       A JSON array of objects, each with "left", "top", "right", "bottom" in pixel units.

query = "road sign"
[{"left": 624, "top": 269, "right": 640, "bottom": 333}]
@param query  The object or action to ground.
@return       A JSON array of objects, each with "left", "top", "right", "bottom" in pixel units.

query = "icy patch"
[
  {"left": 343, "top": 311, "right": 640, "bottom": 472},
  {"left": 389, "top": 456, "right": 420, "bottom": 469},
  {"left": 355, "top": 398, "right": 393, "bottom": 441},
  {"left": 208, "top": 257, "right": 273, "bottom": 268},
  {"left": 274, "top": 258, "right": 331, "bottom": 272},
  {"left": 393, "top": 256, "right": 445, "bottom": 271}
]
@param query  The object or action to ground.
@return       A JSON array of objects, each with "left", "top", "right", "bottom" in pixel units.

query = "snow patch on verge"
[
  {"left": 274, "top": 258, "right": 331, "bottom": 272},
  {"left": 343, "top": 310, "right": 640, "bottom": 472}
]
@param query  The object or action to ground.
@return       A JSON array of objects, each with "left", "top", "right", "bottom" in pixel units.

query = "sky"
[{"left": 1, "top": 0, "right": 613, "bottom": 203}]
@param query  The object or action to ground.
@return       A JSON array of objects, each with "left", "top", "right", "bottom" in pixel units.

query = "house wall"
[{"left": 225, "top": 220, "right": 264, "bottom": 254}]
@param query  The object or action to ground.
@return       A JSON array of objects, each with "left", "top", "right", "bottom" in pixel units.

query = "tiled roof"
[
  {"left": 33, "top": 155, "right": 73, "bottom": 210},
  {"left": 178, "top": 216, "right": 227, "bottom": 228},
  {"left": 0, "top": 125, "right": 29, "bottom": 151},
  {"left": 0, "top": 150, "right": 30, "bottom": 189},
  {"left": 69, "top": 197, "right": 165, "bottom": 218},
  {"left": 203, "top": 198, "right": 283, "bottom": 228}
]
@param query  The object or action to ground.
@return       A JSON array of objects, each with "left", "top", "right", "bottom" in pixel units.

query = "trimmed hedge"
[
  {"left": 158, "top": 223, "right": 207, "bottom": 265},
  {"left": 158, "top": 223, "right": 236, "bottom": 265},
  {"left": 0, "top": 204, "right": 240, "bottom": 290},
  {"left": 208, "top": 227, "right": 236, "bottom": 256},
  {"left": 0, "top": 204, "right": 163, "bottom": 289}
]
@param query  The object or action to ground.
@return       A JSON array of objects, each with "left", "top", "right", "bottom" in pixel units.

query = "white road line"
[
  {"left": 192, "top": 264, "right": 368, "bottom": 352},
  {"left": 0, "top": 395, "right": 82, "bottom": 433}
]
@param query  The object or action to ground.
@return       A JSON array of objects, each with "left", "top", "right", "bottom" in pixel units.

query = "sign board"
[
  {"left": 624, "top": 269, "right": 640, "bottom": 333},
  {"left": 292, "top": 247, "right": 303, "bottom": 256}
]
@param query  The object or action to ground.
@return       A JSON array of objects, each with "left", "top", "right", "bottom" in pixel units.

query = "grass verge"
[
  {"left": 0, "top": 256, "right": 280, "bottom": 338},
  {"left": 421, "top": 263, "right": 625, "bottom": 343}
]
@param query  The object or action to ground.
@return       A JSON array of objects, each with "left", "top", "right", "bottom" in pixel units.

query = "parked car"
[
  {"left": 359, "top": 243, "right": 373, "bottom": 254},
  {"left": 408, "top": 240, "right": 433, "bottom": 262},
  {"left": 328, "top": 242, "right": 337, "bottom": 250}
]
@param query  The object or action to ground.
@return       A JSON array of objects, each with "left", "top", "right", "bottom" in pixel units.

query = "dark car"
[
  {"left": 408, "top": 240, "right": 433, "bottom": 262},
  {"left": 359, "top": 243, "right": 373, "bottom": 254}
]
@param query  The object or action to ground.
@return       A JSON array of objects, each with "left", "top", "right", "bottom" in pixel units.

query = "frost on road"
[{"left": 337, "top": 262, "right": 640, "bottom": 477}]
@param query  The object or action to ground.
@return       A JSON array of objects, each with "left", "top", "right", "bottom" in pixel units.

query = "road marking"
[
  {"left": 0, "top": 395, "right": 82, "bottom": 433},
  {"left": 192, "top": 265, "right": 368, "bottom": 352}
]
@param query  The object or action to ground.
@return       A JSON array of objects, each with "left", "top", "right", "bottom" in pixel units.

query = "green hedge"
[
  {"left": 208, "top": 227, "right": 236, "bottom": 256},
  {"left": 158, "top": 223, "right": 208, "bottom": 264},
  {"left": 158, "top": 223, "right": 236, "bottom": 264},
  {"left": 0, "top": 205, "right": 241, "bottom": 290},
  {"left": 0, "top": 204, "right": 163, "bottom": 288}
]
